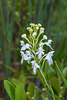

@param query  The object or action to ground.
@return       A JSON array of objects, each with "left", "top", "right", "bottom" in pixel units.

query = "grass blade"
[{"left": 55, "top": 61, "right": 67, "bottom": 88}]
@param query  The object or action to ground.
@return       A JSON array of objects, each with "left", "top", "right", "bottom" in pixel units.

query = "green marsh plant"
[
  {"left": 0, "top": 0, "right": 17, "bottom": 77},
  {"left": 4, "top": 23, "right": 56, "bottom": 100},
  {"left": 4, "top": 23, "right": 67, "bottom": 100}
]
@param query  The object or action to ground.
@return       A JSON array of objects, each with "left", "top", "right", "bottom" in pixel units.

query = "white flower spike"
[{"left": 20, "top": 23, "right": 55, "bottom": 75}]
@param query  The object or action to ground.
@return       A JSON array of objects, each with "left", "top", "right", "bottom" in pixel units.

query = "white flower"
[
  {"left": 48, "top": 39, "right": 52, "bottom": 44},
  {"left": 45, "top": 51, "right": 55, "bottom": 65},
  {"left": 20, "top": 51, "right": 28, "bottom": 64},
  {"left": 33, "top": 66, "right": 36, "bottom": 75},
  {"left": 40, "top": 30, "right": 44, "bottom": 34},
  {"left": 43, "top": 35, "right": 47, "bottom": 39},
  {"left": 26, "top": 43, "right": 30, "bottom": 49},
  {"left": 44, "top": 39, "right": 53, "bottom": 50},
  {"left": 39, "top": 42, "right": 44, "bottom": 47},
  {"left": 29, "top": 29, "right": 33, "bottom": 32},
  {"left": 26, "top": 50, "right": 30, "bottom": 55},
  {"left": 20, "top": 40, "right": 24, "bottom": 46},
  {"left": 21, "top": 43, "right": 30, "bottom": 50},
  {"left": 40, "top": 27, "right": 44, "bottom": 34},
  {"left": 26, "top": 51, "right": 32, "bottom": 64},
  {"left": 31, "top": 61, "right": 40, "bottom": 74},
  {"left": 21, "top": 45, "right": 26, "bottom": 50},
  {"left": 21, "top": 34, "right": 26, "bottom": 39},
  {"left": 36, "top": 47, "right": 44, "bottom": 59},
  {"left": 32, "top": 32, "right": 37, "bottom": 37}
]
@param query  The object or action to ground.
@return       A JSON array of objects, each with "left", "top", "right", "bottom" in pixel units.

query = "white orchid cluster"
[{"left": 20, "top": 23, "right": 55, "bottom": 75}]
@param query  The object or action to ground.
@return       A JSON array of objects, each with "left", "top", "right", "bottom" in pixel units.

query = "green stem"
[
  {"left": 36, "top": 32, "right": 40, "bottom": 44},
  {"left": 36, "top": 38, "right": 44, "bottom": 47},
  {"left": 41, "top": 58, "right": 45, "bottom": 70},
  {"left": 55, "top": 61, "right": 67, "bottom": 88},
  {"left": 26, "top": 38, "right": 33, "bottom": 46},
  {"left": 40, "top": 69, "right": 55, "bottom": 100}
]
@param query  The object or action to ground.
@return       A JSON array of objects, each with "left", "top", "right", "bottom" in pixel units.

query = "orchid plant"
[{"left": 20, "top": 23, "right": 55, "bottom": 100}]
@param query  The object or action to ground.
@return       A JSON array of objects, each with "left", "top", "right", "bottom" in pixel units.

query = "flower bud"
[
  {"left": 38, "top": 23, "right": 42, "bottom": 27},
  {"left": 21, "top": 34, "right": 26, "bottom": 38},
  {"left": 43, "top": 35, "right": 47, "bottom": 39},
  {"left": 32, "top": 32, "right": 37, "bottom": 37}
]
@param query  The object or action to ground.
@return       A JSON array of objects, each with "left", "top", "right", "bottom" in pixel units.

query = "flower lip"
[
  {"left": 31, "top": 61, "right": 36, "bottom": 66},
  {"left": 20, "top": 40, "right": 24, "bottom": 46},
  {"left": 44, "top": 39, "right": 53, "bottom": 50},
  {"left": 31, "top": 61, "right": 40, "bottom": 74},
  {"left": 21, "top": 43, "right": 30, "bottom": 50},
  {"left": 39, "top": 42, "right": 44, "bottom": 47},
  {"left": 20, "top": 51, "right": 24, "bottom": 55},
  {"left": 26, "top": 50, "right": 30, "bottom": 55},
  {"left": 45, "top": 51, "right": 55, "bottom": 65},
  {"left": 48, "top": 39, "right": 52, "bottom": 44},
  {"left": 26, "top": 43, "right": 30, "bottom": 48},
  {"left": 36, "top": 47, "right": 44, "bottom": 59}
]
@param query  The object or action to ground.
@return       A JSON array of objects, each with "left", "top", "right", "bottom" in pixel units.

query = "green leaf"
[
  {"left": 19, "top": 74, "right": 26, "bottom": 85},
  {"left": 34, "top": 88, "right": 39, "bottom": 100},
  {"left": 0, "top": 98, "right": 3, "bottom": 100},
  {"left": 42, "top": 94, "right": 49, "bottom": 100},
  {"left": 15, "top": 83, "right": 26, "bottom": 100},
  {"left": 54, "top": 95, "right": 60, "bottom": 100},
  {"left": 56, "top": 38, "right": 66, "bottom": 60},
  {"left": 51, "top": 77, "right": 60, "bottom": 94},
  {"left": 63, "top": 67, "right": 67, "bottom": 79},
  {"left": 45, "top": 62, "right": 56, "bottom": 80},
  {"left": 60, "top": 97, "right": 65, "bottom": 100},
  {"left": 37, "top": 69, "right": 46, "bottom": 86},
  {"left": 55, "top": 61, "right": 67, "bottom": 88},
  {"left": 27, "top": 83, "right": 35, "bottom": 100},
  {"left": 9, "top": 78, "right": 19, "bottom": 87},
  {"left": 0, "top": 28, "right": 9, "bottom": 44},
  {"left": 4, "top": 80, "right": 15, "bottom": 100},
  {"left": 26, "top": 92, "right": 31, "bottom": 100},
  {"left": 27, "top": 83, "right": 34, "bottom": 96}
]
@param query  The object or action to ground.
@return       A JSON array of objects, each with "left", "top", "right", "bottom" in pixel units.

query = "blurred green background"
[{"left": 0, "top": 0, "right": 67, "bottom": 100}]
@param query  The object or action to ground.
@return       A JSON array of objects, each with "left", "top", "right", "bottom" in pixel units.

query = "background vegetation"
[{"left": 0, "top": 0, "right": 67, "bottom": 100}]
